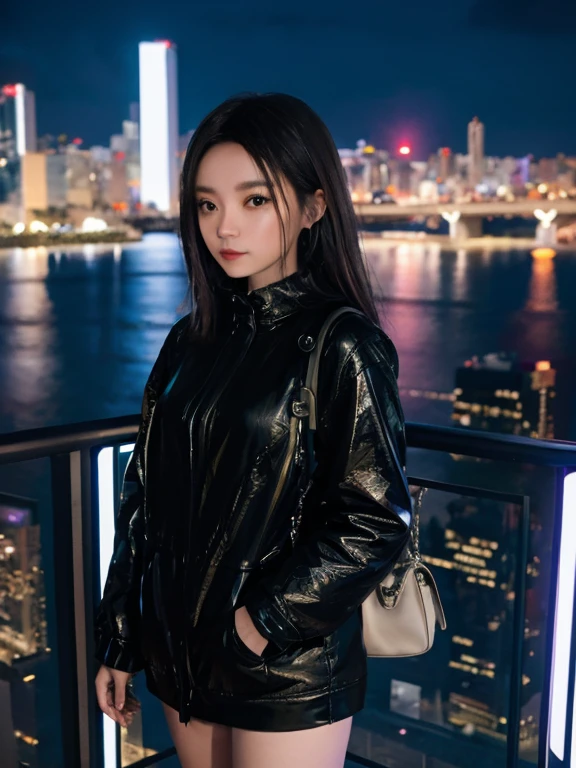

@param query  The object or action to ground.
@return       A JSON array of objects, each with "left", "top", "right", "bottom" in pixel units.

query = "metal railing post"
[
  {"left": 50, "top": 452, "right": 81, "bottom": 768},
  {"left": 507, "top": 493, "right": 531, "bottom": 768}
]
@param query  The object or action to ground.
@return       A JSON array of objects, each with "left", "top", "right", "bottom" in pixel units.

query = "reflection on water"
[
  {"left": 0, "top": 234, "right": 575, "bottom": 437},
  {"left": 525, "top": 257, "right": 558, "bottom": 313},
  {"left": 0, "top": 234, "right": 575, "bottom": 766}
]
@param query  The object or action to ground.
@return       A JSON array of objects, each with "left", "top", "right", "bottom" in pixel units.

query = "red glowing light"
[
  {"left": 155, "top": 39, "right": 172, "bottom": 48},
  {"left": 2, "top": 84, "right": 17, "bottom": 98},
  {"left": 114, "top": 151, "right": 126, "bottom": 161},
  {"left": 441, "top": 147, "right": 451, "bottom": 157},
  {"left": 399, "top": 145, "right": 411, "bottom": 156},
  {"left": 72, "top": 137, "right": 83, "bottom": 146}
]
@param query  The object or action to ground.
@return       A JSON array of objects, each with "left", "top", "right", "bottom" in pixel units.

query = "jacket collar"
[{"left": 216, "top": 267, "right": 334, "bottom": 325}]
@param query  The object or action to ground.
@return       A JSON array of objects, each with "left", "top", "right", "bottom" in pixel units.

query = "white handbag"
[{"left": 301, "top": 306, "right": 447, "bottom": 658}]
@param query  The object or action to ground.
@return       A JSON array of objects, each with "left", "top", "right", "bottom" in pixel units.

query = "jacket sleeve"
[
  {"left": 243, "top": 317, "right": 413, "bottom": 647},
  {"left": 94, "top": 317, "right": 187, "bottom": 672}
]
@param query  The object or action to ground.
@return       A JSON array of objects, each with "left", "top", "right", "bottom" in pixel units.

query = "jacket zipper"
[
  {"left": 143, "top": 402, "right": 156, "bottom": 481},
  {"left": 181, "top": 311, "right": 256, "bottom": 715},
  {"left": 246, "top": 414, "right": 299, "bottom": 564}
]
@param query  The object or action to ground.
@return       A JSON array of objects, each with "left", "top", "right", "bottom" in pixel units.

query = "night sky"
[{"left": 1, "top": 0, "right": 575, "bottom": 158}]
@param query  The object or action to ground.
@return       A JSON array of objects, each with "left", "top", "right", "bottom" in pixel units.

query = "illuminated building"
[
  {"left": 0, "top": 667, "right": 19, "bottom": 768},
  {"left": 0, "top": 84, "right": 37, "bottom": 159},
  {"left": 107, "top": 119, "right": 140, "bottom": 209},
  {"left": 20, "top": 153, "right": 48, "bottom": 212},
  {"left": 0, "top": 494, "right": 47, "bottom": 765},
  {"left": 452, "top": 353, "right": 556, "bottom": 439},
  {"left": 438, "top": 147, "right": 454, "bottom": 182},
  {"left": 0, "top": 83, "right": 37, "bottom": 207},
  {"left": 65, "top": 145, "right": 93, "bottom": 208},
  {"left": 46, "top": 153, "right": 67, "bottom": 207},
  {"left": 0, "top": 494, "right": 47, "bottom": 662},
  {"left": 467, "top": 116, "right": 485, "bottom": 189},
  {"left": 422, "top": 495, "right": 540, "bottom": 746},
  {"left": 138, "top": 41, "right": 179, "bottom": 214},
  {"left": 537, "top": 157, "right": 558, "bottom": 184}
]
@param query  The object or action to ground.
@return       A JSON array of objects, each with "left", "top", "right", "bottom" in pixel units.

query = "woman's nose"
[{"left": 217, "top": 210, "right": 240, "bottom": 238}]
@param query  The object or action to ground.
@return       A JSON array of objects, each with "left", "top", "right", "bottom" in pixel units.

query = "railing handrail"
[
  {"left": 0, "top": 414, "right": 575, "bottom": 466},
  {"left": 405, "top": 422, "right": 576, "bottom": 466},
  {"left": 0, "top": 415, "right": 140, "bottom": 463}
]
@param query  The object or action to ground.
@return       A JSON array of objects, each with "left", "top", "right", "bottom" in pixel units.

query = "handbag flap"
[
  {"left": 376, "top": 558, "right": 414, "bottom": 608},
  {"left": 376, "top": 560, "right": 447, "bottom": 630}
]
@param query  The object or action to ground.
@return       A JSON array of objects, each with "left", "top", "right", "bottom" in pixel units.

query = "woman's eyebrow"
[{"left": 195, "top": 180, "right": 273, "bottom": 194}]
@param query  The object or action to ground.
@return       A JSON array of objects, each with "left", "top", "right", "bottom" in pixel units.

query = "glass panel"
[
  {"left": 121, "top": 673, "right": 176, "bottom": 767},
  {"left": 0, "top": 458, "right": 64, "bottom": 768},
  {"left": 350, "top": 445, "right": 558, "bottom": 767},
  {"left": 101, "top": 445, "right": 176, "bottom": 767},
  {"left": 353, "top": 486, "right": 523, "bottom": 768}
]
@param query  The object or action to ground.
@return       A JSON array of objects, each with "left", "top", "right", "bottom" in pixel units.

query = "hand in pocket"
[{"left": 233, "top": 605, "right": 269, "bottom": 657}]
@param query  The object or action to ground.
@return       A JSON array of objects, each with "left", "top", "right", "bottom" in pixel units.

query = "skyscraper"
[
  {"left": 452, "top": 353, "right": 556, "bottom": 439},
  {"left": 138, "top": 41, "right": 179, "bottom": 214},
  {"left": 467, "top": 116, "right": 484, "bottom": 189},
  {"left": 438, "top": 147, "right": 454, "bottom": 182},
  {"left": 0, "top": 84, "right": 37, "bottom": 159}
]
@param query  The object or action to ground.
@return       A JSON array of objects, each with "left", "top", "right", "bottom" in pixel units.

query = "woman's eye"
[
  {"left": 248, "top": 195, "right": 270, "bottom": 207},
  {"left": 196, "top": 195, "right": 270, "bottom": 212}
]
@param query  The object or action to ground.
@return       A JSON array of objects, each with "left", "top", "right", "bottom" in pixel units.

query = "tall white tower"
[
  {"left": 0, "top": 83, "right": 37, "bottom": 158},
  {"left": 467, "top": 116, "right": 485, "bottom": 189},
  {"left": 138, "top": 41, "right": 179, "bottom": 214}
]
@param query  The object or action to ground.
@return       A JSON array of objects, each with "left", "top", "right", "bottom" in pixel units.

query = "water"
[
  {"left": 1, "top": 233, "right": 576, "bottom": 767},
  {"left": 1, "top": 233, "right": 575, "bottom": 438}
]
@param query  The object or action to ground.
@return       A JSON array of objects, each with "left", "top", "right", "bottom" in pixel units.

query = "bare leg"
[
  {"left": 232, "top": 716, "right": 353, "bottom": 768},
  {"left": 162, "top": 703, "right": 233, "bottom": 768}
]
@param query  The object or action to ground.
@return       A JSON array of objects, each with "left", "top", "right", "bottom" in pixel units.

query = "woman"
[{"left": 95, "top": 93, "right": 413, "bottom": 768}]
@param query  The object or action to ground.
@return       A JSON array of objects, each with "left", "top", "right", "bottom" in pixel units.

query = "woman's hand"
[
  {"left": 234, "top": 605, "right": 269, "bottom": 656},
  {"left": 95, "top": 665, "right": 141, "bottom": 728}
]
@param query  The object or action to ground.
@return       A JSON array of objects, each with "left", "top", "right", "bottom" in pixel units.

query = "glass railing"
[{"left": 0, "top": 417, "right": 574, "bottom": 768}]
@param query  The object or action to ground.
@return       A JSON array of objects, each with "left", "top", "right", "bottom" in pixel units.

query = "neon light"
[
  {"left": 15, "top": 84, "right": 26, "bottom": 156},
  {"left": 97, "top": 446, "right": 117, "bottom": 767},
  {"left": 573, "top": 642, "right": 576, "bottom": 768},
  {"left": 550, "top": 471, "right": 576, "bottom": 761},
  {"left": 98, "top": 446, "right": 115, "bottom": 593},
  {"left": 139, "top": 42, "right": 178, "bottom": 212},
  {"left": 571, "top": 473, "right": 576, "bottom": 767}
]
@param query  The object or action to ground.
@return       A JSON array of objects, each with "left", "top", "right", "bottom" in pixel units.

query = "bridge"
[
  {"left": 127, "top": 200, "right": 576, "bottom": 239},
  {"left": 352, "top": 198, "right": 576, "bottom": 237}
]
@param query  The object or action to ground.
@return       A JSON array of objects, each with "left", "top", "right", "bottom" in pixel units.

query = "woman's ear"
[{"left": 305, "top": 189, "right": 326, "bottom": 226}]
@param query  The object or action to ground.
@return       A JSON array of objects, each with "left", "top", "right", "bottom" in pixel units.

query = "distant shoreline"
[
  {"left": 359, "top": 231, "right": 576, "bottom": 251},
  {"left": 0, "top": 229, "right": 142, "bottom": 249},
  {"left": 0, "top": 228, "right": 573, "bottom": 253}
]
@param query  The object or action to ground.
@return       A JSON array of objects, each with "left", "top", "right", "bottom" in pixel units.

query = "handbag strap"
[
  {"left": 301, "top": 305, "right": 426, "bottom": 557},
  {"left": 301, "top": 306, "right": 366, "bottom": 431},
  {"left": 411, "top": 486, "right": 426, "bottom": 561}
]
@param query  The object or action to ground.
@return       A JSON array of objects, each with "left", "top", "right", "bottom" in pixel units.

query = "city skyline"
[{"left": 1, "top": 0, "right": 575, "bottom": 158}]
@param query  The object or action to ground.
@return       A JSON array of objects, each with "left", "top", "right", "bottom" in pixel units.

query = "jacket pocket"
[{"left": 230, "top": 613, "right": 267, "bottom": 665}]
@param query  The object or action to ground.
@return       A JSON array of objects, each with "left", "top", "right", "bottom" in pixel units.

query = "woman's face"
[{"left": 195, "top": 142, "right": 324, "bottom": 291}]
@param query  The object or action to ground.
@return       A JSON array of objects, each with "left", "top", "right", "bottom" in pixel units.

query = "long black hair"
[{"left": 180, "top": 92, "right": 379, "bottom": 339}]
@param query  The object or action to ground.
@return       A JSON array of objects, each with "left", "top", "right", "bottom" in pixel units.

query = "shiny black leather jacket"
[{"left": 95, "top": 269, "right": 413, "bottom": 729}]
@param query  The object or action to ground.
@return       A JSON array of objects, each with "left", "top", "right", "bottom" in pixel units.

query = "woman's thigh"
[
  {"left": 232, "top": 715, "right": 354, "bottom": 768},
  {"left": 162, "top": 703, "right": 233, "bottom": 768}
]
